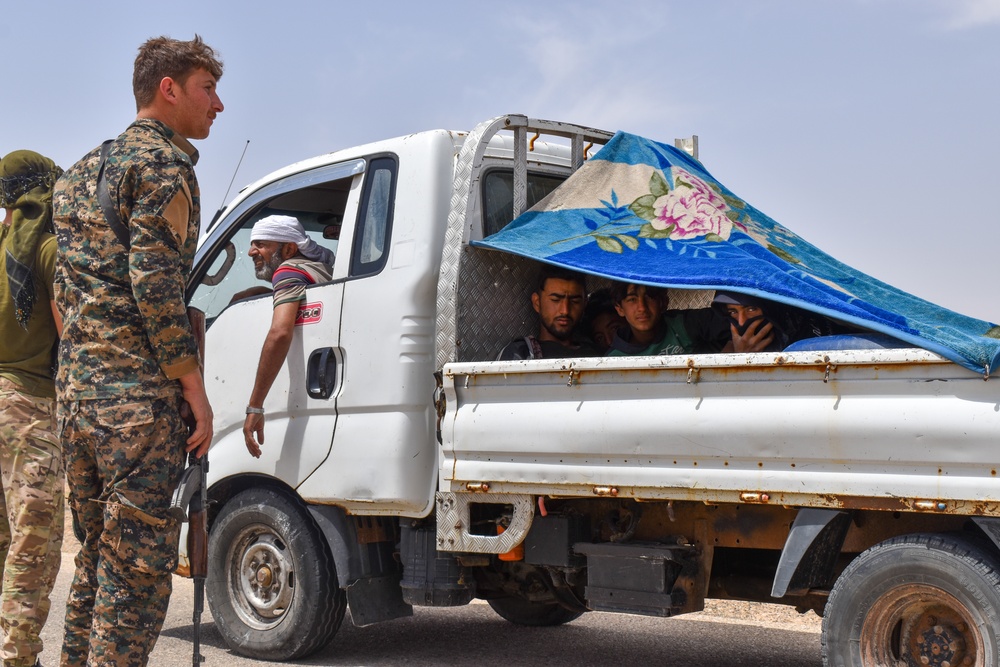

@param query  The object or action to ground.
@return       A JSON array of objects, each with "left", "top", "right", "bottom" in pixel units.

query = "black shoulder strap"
[{"left": 97, "top": 139, "right": 130, "bottom": 251}]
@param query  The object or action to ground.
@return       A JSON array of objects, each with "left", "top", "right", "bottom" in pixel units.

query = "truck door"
[
  {"left": 295, "top": 152, "right": 440, "bottom": 516},
  {"left": 187, "top": 159, "right": 365, "bottom": 488}
]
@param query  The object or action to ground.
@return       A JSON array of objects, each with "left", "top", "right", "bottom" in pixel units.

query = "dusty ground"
[{"left": 696, "top": 599, "right": 821, "bottom": 632}]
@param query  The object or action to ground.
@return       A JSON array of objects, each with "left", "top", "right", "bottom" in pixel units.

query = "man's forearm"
[
  {"left": 248, "top": 328, "right": 294, "bottom": 408},
  {"left": 248, "top": 301, "right": 300, "bottom": 408}
]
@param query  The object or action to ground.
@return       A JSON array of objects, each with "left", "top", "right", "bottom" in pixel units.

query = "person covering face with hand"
[{"left": 713, "top": 291, "right": 778, "bottom": 353}]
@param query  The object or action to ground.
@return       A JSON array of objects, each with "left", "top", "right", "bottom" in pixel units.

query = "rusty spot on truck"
[
  {"left": 913, "top": 500, "right": 947, "bottom": 512},
  {"left": 820, "top": 494, "right": 910, "bottom": 512}
]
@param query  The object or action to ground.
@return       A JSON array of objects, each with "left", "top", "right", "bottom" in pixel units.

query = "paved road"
[{"left": 37, "top": 559, "right": 823, "bottom": 667}]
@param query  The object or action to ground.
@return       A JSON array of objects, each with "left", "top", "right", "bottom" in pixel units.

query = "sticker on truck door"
[{"left": 296, "top": 302, "right": 323, "bottom": 326}]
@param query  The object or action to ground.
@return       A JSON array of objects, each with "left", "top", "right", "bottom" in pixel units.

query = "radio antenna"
[
  {"left": 210, "top": 140, "right": 250, "bottom": 227},
  {"left": 221, "top": 140, "right": 250, "bottom": 207}
]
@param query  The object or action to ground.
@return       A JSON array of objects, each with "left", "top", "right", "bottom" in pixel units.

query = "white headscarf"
[{"left": 250, "top": 215, "right": 334, "bottom": 266}]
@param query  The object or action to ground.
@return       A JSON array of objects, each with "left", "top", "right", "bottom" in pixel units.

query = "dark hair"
[
  {"left": 610, "top": 281, "right": 666, "bottom": 305},
  {"left": 583, "top": 288, "right": 615, "bottom": 321},
  {"left": 535, "top": 264, "right": 588, "bottom": 294},
  {"left": 133, "top": 35, "right": 224, "bottom": 111}
]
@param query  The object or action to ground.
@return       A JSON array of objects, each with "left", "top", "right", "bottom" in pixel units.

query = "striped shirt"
[{"left": 271, "top": 256, "right": 332, "bottom": 308}]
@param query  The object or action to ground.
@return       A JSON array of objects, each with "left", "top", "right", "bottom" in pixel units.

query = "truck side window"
[
  {"left": 351, "top": 156, "right": 397, "bottom": 277},
  {"left": 189, "top": 168, "right": 355, "bottom": 326},
  {"left": 189, "top": 211, "right": 339, "bottom": 325}
]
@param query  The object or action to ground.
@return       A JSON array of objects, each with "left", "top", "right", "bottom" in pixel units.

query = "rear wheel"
[
  {"left": 822, "top": 533, "right": 1000, "bottom": 667},
  {"left": 207, "top": 487, "right": 346, "bottom": 660},
  {"left": 488, "top": 596, "right": 584, "bottom": 627}
]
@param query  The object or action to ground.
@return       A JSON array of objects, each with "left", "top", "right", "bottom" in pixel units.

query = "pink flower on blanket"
[{"left": 650, "top": 168, "right": 733, "bottom": 240}]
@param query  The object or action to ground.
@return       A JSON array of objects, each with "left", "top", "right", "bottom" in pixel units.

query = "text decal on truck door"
[{"left": 296, "top": 302, "right": 323, "bottom": 326}]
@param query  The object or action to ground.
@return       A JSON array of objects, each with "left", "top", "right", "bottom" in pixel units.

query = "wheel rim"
[
  {"left": 226, "top": 522, "right": 296, "bottom": 630},
  {"left": 861, "top": 583, "right": 983, "bottom": 667}
]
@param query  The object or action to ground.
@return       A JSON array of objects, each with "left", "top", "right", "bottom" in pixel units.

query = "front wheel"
[
  {"left": 206, "top": 487, "right": 346, "bottom": 661},
  {"left": 822, "top": 533, "right": 1000, "bottom": 667}
]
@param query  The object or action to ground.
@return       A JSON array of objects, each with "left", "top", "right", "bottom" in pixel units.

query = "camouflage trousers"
[
  {"left": 0, "top": 378, "right": 64, "bottom": 667},
  {"left": 57, "top": 395, "right": 186, "bottom": 667}
]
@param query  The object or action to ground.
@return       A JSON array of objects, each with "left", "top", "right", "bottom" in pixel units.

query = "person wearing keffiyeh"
[
  {"left": 242, "top": 214, "right": 334, "bottom": 458},
  {"left": 0, "top": 149, "right": 65, "bottom": 667}
]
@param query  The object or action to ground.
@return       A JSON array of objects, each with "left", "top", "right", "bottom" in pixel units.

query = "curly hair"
[{"left": 132, "top": 34, "right": 224, "bottom": 111}]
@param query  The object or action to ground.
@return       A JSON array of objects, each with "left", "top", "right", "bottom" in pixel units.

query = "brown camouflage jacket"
[{"left": 53, "top": 119, "right": 201, "bottom": 400}]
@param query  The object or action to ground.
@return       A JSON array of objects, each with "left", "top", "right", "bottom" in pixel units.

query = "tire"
[
  {"left": 488, "top": 596, "right": 584, "bottom": 627},
  {"left": 822, "top": 533, "right": 1000, "bottom": 667},
  {"left": 206, "top": 487, "right": 346, "bottom": 661}
]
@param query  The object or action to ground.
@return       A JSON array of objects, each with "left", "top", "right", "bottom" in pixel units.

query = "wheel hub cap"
[
  {"left": 228, "top": 525, "right": 296, "bottom": 630},
  {"left": 255, "top": 565, "right": 274, "bottom": 588}
]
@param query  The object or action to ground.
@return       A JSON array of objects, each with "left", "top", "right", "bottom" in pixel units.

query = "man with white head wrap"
[{"left": 243, "top": 215, "right": 334, "bottom": 457}]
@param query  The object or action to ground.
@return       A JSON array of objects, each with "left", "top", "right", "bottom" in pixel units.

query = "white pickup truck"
[{"left": 185, "top": 114, "right": 1000, "bottom": 666}]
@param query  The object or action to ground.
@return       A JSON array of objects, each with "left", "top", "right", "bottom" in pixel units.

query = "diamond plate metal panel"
[
  {"left": 456, "top": 248, "right": 536, "bottom": 362},
  {"left": 669, "top": 288, "right": 714, "bottom": 311},
  {"left": 435, "top": 115, "right": 521, "bottom": 370},
  {"left": 435, "top": 492, "right": 534, "bottom": 554}
]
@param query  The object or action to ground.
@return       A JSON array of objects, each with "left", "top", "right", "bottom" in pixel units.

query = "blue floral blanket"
[{"left": 473, "top": 131, "right": 1000, "bottom": 374}]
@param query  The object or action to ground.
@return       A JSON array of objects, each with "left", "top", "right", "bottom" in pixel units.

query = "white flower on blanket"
[{"left": 631, "top": 167, "right": 740, "bottom": 242}]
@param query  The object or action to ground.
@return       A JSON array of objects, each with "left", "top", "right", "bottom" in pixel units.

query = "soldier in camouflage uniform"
[
  {"left": 52, "top": 35, "right": 223, "bottom": 667},
  {"left": 0, "top": 150, "right": 65, "bottom": 667}
]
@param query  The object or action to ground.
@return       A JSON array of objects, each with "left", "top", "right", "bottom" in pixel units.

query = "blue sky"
[{"left": 3, "top": 0, "right": 997, "bottom": 320}]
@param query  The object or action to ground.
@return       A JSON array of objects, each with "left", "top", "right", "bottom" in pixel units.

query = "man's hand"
[
  {"left": 243, "top": 413, "right": 264, "bottom": 458},
  {"left": 179, "top": 371, "right": 214, "bottom": 457},
  {"left": 731, "top": 318, "right": 775, "bottom": 353}
]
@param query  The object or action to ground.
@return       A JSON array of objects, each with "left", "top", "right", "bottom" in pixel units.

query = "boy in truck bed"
[{"left": 606, "top": 282, "right": 729, "bottom": 356}]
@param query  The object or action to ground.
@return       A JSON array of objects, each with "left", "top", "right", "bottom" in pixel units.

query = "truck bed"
[{"left": 441, "top": 347, "right": 1000, "bottom": 516}]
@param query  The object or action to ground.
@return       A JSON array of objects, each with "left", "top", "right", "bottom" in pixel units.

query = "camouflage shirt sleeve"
[{"left": 125, "top": 157, "right": 199, "bottom": 380}]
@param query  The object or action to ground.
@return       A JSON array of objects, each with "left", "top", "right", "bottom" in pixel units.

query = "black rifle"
[
  {"left": 170, "top": 448, "right": 208, "bottom": 665},
  {"left": 169, "top": 307, "right": 209, "bottom": 665}
]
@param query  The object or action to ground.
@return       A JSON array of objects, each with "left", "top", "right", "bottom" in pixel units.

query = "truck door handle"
[{"left": 307, "top": 347, "right": 337, "bottom": 399}]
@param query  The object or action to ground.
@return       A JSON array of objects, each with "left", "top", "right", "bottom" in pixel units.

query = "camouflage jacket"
[{"left": 53, "top": 119, "right": 201, "bottom": 400}]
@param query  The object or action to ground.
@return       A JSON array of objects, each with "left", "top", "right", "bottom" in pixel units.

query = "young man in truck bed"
[
  {"left": 496, "top": 266, "right": 600, "bottom": 360},
  {"left": 606, "top": 282, "right": 729, "bottom": 356}
]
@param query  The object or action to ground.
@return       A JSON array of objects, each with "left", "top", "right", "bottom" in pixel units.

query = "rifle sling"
[{"left": 97, "top": 139, "right": 131, "bottom": 251}]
